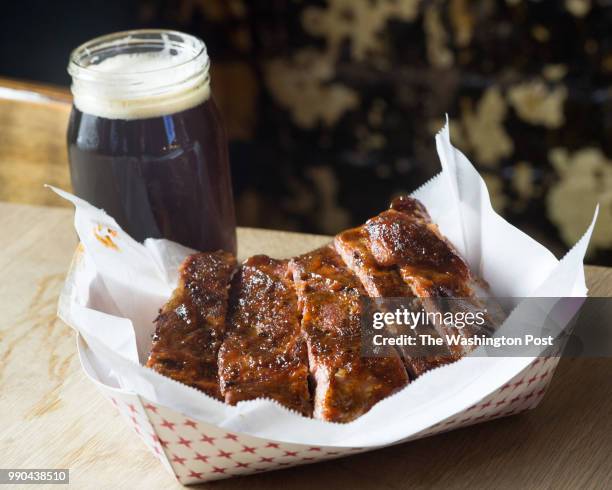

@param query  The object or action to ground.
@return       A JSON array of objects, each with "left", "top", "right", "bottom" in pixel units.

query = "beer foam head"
[{"left": 69, "top": 30, "right": 210, "bottom": 120}]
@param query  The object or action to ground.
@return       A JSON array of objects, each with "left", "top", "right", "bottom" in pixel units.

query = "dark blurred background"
[{"left": 1, "top": 0, "right": 611, "bottom": 264}]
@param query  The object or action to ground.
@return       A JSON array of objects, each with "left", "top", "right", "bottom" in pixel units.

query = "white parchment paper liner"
[{"left": 55, "top": 121, "right": 597, "bottom": 448}]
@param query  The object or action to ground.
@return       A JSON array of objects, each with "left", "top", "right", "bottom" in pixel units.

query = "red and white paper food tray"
[
  {"left": 77, "top": 330, "right": 561, "bottom": 485},
  {"left": 55, "top": 122, "right": 597, "bottom": 484}
]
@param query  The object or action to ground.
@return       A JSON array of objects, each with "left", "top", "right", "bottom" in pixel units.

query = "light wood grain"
[
  {"left": 0, "top": 77, "right": 72, "bottom": 207},
  {"left": 1, "top": 202, "right": 611, "bottom": 489}
]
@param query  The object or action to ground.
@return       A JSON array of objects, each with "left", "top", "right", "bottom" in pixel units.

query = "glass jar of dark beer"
[{"left": 67, "top": 30, "right": 236, "bottom": 254}]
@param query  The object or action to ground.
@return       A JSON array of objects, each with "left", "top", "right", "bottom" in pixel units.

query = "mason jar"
[{"left": 67, "top": 29, "right": 237, "bottom": 254}]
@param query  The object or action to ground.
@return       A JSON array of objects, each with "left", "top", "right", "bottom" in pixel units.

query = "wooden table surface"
[{"left": 1, "top": 201, "right": 612, "bottom": 490}]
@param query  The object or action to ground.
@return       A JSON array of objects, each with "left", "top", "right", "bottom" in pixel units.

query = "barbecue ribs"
[
  {"left": 218, "top": 255, "right": 312, "bottom": 416},
  {"left": 334, "top": 225, "right": 457, "bottom": 376},
  {"left": 146, "top": 196, "right": 503, "bottom": 421},
  {"left": 289, "top": 245, "right": 409, "bottom": 422},
  {"left": 146, "top": 251, "right": 236, "bottom": 399},
  {"left": 366, "top": 196, "right": 500, "bottom": 351}
]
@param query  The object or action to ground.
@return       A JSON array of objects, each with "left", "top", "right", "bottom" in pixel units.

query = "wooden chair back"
[{"left": 0, "top": 77, "right": 72, "bottom": 207}]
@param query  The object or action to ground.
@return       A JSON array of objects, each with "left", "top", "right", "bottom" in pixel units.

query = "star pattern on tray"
[{"left": 102, "top": 356, "right": 559, "bottom": 483}]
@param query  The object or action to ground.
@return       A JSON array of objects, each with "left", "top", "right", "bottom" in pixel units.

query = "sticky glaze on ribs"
[
  {"left": 218, "top": 255, "right": 311, "bottom": 416},
  {"left": 146, "top": 196, "right": 502, "bottom": 422},
  {"left": 289, "top": 245, "right": 409, "bottom": 422},
  {"left": 146, "top": 251, "right": 236, "bottom": 399},
  {"left": 334, "top": 226, "right": 457, "bottom": 377},
  {"left": 366, "top": 196, "right": 500, "bottom": 352}
]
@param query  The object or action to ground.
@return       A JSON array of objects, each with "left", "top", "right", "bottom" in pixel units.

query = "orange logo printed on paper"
[{"left": 94, "top": 224, "right": 119, "bottom": 251}]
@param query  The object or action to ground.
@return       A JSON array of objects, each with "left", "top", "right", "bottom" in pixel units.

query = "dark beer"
[{"left": 67, "top": 30, "right": 236, "bottom": 254}]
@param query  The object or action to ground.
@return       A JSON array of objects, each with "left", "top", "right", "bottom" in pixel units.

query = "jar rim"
[
  {"left": 68, "top": 29, "right": 207, "bottom": 78},
  {"left": 67, "top": 29, "right": 211, "bottom": 120}
]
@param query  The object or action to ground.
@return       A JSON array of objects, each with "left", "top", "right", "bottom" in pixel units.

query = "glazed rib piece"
[
  {"left": 365, "top": 196, "right": 500, "bottom": 351},
  {"left": 218, "top": 255, "right": 312, "bottom": 416},
  {"left": 289, "top": 245, "right": 408, "bottom": 423},
  {"left": 146, "top": 251, "right": 236, "bottom": 399},
  {"left": 390, "top": 196, "right": 504, "bottom": 323},
  {"left": 388, "top": 195, "right": 491, "bottom": 301},
  {"left": 368, "top": 196, "right": 472, "bottom": 297},
  {"left": 334, "top": 226, "right": 414, "bottom": 298},
  {"left": 334, "top": 226, "right": 457, "bottom": 376}
]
